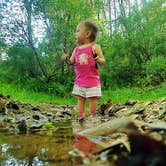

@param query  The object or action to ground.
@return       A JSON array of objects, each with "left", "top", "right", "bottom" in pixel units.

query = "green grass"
[
  {"left": 0, "top": 83, "right": 76, "bottom": 105},
  {"left": 0, "top": 82, "right": 165, "bottom": 105},
  {"left": 101, "top": 82, "right": 166, "bottom": 104}
]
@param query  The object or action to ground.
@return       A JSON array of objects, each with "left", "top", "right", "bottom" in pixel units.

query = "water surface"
[{"left": 0, "top": 121, "right": 75, "bottom": 166}]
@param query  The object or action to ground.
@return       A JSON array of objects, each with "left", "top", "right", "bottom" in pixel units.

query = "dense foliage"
[{"left": 0, "top": 0, "right": 165, "bottom": 96}]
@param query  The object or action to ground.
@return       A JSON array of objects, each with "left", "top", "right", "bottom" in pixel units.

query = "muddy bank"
[
  {"left": 0, "top": 93, "right": 75, "bottom": 134},
  {"left": 0, "top": 93, "right": 166, "bottom": 165}
]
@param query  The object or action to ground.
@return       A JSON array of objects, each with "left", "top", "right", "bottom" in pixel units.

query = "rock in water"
[
  {"left": 0, "top": 101, "right": 6, "bottom": 114},
  {"left": 18, "top": 119, "right": 27, "bottom": 134}
]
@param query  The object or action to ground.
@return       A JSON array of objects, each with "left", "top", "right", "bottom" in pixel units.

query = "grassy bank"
[
  {"left": 0, "top": 82, "right": 166, "bottom": 105},
  {"left": 0, "top": 83, "right": 76, "bottom": 105},
  {"left": 101, "top": 83, "right": 166, "bottom": 104}
]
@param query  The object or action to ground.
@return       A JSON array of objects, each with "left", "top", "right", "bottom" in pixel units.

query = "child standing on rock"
[{"left": 62, "top": 20, "right": 105, "bottom": 122}]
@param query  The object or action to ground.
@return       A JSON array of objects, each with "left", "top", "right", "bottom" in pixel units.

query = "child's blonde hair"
[{"left": 81, "top": 20, "right": 98, "bottom": 42}]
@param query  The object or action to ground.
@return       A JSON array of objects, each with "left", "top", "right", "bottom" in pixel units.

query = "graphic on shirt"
[{"left": 78, "top": 53, "right": 88, "bottom": 65}]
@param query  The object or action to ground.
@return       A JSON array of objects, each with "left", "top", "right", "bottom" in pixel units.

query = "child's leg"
[
  {"left": 88, "top": 97, "right": 98, "bottom": 116},
  {"left": 77, "top": 95, "right": 86, "bottom": 118}
]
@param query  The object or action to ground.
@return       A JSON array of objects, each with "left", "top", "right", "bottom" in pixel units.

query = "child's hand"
[
  {"left": 61, "top": 53, "right": 68, "bottom": 62},
  {"left": 92, "top": 46, "right": 99, "bottom": 63},
  {"left": 94, "top": 56, "right": 99, "bottom": 62},
  {"left": 92, "top": 44, "right": 105, "bottom": 66}
]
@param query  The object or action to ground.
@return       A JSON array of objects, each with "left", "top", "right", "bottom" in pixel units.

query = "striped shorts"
[{"left": 72, "top": 85, "right": 102, "bottom": 98}]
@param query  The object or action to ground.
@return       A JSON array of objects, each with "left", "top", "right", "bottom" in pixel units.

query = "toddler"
[{"left": 62, "top": 20, "right": 105, "bottom": 122}]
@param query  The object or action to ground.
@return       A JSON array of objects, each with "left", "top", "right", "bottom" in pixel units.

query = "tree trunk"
[
  {"left": 107, "top": 0, "right": 112, "bottom": 34},
  {"left": 24, "top": 0, "right": 48, "bottom": 79}
]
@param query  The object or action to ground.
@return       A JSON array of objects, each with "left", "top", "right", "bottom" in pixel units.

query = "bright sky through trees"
[{"left": 1, "top": 0, "right": 144, "bottom": 46}]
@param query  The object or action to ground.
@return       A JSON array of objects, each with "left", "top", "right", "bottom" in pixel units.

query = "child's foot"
[
  {"left": 78, "top": 112, "right": 85, "bottom": 119},
  {"left": 77, "top": 112, "right": 85, "bottom": 124},
  {"left": 88, "top": 111, "right": 96, "bottom": 117}
]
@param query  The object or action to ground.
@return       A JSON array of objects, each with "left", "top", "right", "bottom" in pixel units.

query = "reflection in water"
[
  {"left": 70, "top": 119, "right": 105, "bottom": 165},
  {"left": 74, "top": 135, "right": 100, "bottom": 156},
  {"left": 0, "top": 121, "right": 75, "bottom": 166},
  {"left": 0, "top": 119, "right": 104, "bottom": 166}
]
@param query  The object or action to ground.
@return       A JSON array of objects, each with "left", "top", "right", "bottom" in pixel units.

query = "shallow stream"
[
  {"left": 0, "top": 119, "right": 104, "bottom": 166},
  {"left": 0, "top": 121, "right": 75, "bottom": 166}
]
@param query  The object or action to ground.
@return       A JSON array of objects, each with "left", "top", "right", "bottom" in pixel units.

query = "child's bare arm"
[{"left": 93, "top": 44, "right": 105, "bottom": 66}]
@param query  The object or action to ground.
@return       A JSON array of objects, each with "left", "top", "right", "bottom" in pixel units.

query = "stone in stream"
[
  {"left": 6, "top": 101, "right": 19, "bottom": 110},
  {"left": 17, "top": 119, "right": 27, "bottom": 134},
  {"left": 31, "top": 106, "right": 40, "bottom": 111},
  {"left": 0, "top": 101, "right": 6, "bottom": 114},
  {"left": 29, "top": 123, "right": 43, "bottom": 130},
  {"left": 32, "top": 114, "right": 40, "bottom": 120},
  {"left": 125, "top": 100, "right": 137, "bottom": 106}
]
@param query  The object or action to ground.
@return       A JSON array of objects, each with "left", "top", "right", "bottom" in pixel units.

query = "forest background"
[{"left": 0, "top": 0, "right": 165, "bottom": 105}]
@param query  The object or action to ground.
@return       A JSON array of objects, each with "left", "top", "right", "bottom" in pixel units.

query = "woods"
[
  {"left": 0, "top": 1, "right": 166, "bottom": 165},
  {"left": 0, "top": 0, "right": 166, "bottom": 95}
]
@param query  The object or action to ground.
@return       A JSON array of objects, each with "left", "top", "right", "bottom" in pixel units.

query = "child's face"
[{"left": 75, "top": 23, "right": 89, "bottom": 45}]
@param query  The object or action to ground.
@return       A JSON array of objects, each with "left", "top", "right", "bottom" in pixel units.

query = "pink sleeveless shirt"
[{"left": 74, "top": 45, "right": 100, "bottom": 87}]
